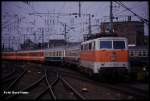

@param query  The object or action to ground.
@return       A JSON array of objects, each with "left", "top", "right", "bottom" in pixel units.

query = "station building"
[{"left": 100, "top": 21, "right": 144, "bottom": 46}]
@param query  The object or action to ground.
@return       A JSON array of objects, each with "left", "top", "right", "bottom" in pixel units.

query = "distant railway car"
[
  {"left": 65, "top": 45, "right": 80, "bottom": 65},
  {"left": 45, "top": 47, "right": 65, "bottom": 62},
  {"left": 16, "top": 50, "right": 45, "bottom": 62},
  {"left": 129, "top": 46, "right": 148, "bottom": 65},
  {"left": 128, "top": 46, "right": 148, "bottom": 81},
  {"left": 129, "top": 47, "right": 148, "bottom": 58},
  {"left": 80, "top": 37, "right": 129, "bottom": 76},
  {"left": 2, "top": 52, "right": 17, "bottom": 60}
]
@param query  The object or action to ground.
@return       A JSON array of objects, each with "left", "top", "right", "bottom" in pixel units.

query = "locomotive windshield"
[
  {"left": 113, "top": 41, "right": 125, "bottom": 49},
  {"left": 100, "top": 41, "right": 112, "bottom": 49},
  {"left": 100, "top": 40, "right": 126, "bottom": 49}
]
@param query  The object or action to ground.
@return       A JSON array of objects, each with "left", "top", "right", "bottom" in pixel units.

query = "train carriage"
[
  {"left": 2, "top": 50, "right": 45, "bottom": 62},
  {"left": 45, "top": 47, "right": 65, "bottom": 62},
  {"left": 16, "top": 50, "right": 45, "bottom": 62},
  {"left": 2, "top": 52, "right": 17, "bottom": 60},
  {"left": 64, "top": 45, "right": 80, "bottom": 65}
]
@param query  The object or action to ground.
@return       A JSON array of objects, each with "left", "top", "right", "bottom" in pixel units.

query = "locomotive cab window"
[
  {"left": 113, "top": 41, "right": 125, "bottom": 49},
  {"left": 81, "top": 45, "right": 84, "bottom": 51},
  {"left": 92, "top": 42, "right": 95, "bottom": 50},
  {"left": 100, "top": 41, "right": 112, "bottom": 49},
  {"left": 88, "top": 43, "right": 92, "bottom": 50}
]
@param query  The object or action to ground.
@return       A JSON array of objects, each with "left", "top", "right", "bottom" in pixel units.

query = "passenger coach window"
[
  {"left": 113, "top": 41, "right": 125, "bottom": 49},
  {"left": 100, "top": 41, "right": 112, "bottom": 49}
]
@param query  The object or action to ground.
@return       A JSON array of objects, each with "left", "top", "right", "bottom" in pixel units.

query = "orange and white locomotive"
[
  {"left": 65, "top": 37, "right": 129, "bottom": 76},
  {"left": 80, "top": 37, "right": 129, "bottom": 75}
]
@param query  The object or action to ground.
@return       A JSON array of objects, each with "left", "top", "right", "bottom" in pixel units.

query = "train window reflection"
[
  {"left": 113, "top": 41, "right": 125, "bottom": 49},
  {"left": 100, "top": 41, "right": 112, "bottom": 49}
]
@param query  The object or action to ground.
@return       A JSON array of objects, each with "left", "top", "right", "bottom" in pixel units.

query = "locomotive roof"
[
  {"left": 45, "top": 47, "right": 65, "bottom": 51},
  {"left": 2, "top": 49, "right": 44, "bottom": 53},
  {"left": 16, "top": 49, "right": 44, "bottom": 52},
  {"left": 82, "top": 37, "right": 127, "bottom": 44}
]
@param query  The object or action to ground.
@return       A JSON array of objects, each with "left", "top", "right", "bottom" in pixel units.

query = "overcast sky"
[{"left": 2, "top": 1, "right": 149, "bottom": 49}]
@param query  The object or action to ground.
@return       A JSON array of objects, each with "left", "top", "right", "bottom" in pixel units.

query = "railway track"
[
  {"left": 1, "top": 62, "right": 86, "bottom": 100},
  {"left": 1, "top": 61, "right": 17, "bottom": 80},
  {"left": 100, "top": 83, "right": 149, "bottom": 99},
  {"left": 1, "top": 62, "right": 44, "bottom": 99},
  {"left": 1, "top": 62, "right": 26, "bottom": 91},
  {"left": 1, "top": 67, "right": 17, "bottom": 85},
  {"left": 64, "top": 71, "right": 148, "bottom": 100},
  {"left": 45, "top": 69, "right": 86, "bottom": 100},
  {"left": 47, "top": 65, "right": 149, "bottom": 100},
  {"left": 1, "top": 61, "right": 148, "bottom": 100},
  {"left": 1, "top": 69, "right": 27, "bottom": 98},
  {"left": 5, "top": 75, "right": 46, "bottom": 100}
]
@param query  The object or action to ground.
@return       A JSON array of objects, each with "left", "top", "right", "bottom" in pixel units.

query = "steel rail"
[
  {"left": 60, "top": 75, "right": 86, "bottom": 100},
  {"left": 45, "top": 69, "right": 59, "bottom": 100},
  {"left": 1, "top": 66, "right": 16, "bottom": 80},
  {"left": 5, "top": 70, "right": 27, "bottom": 90},
  {"left": 34, "top": 69, "right": 59, "bottom": 100},
  {"left": 34, "top": 87, "right": 49, "bottom": 100},
  {"left": 100, "top": 83, "right": 149, "bottom": 99},
  {"left": 1, "top": 69, "right": 27, "bottom": 98},
  {"left": 117, "top": 83, "right": 149, "bottom": 94},
  {"left": 5, "top": 75, "right": 46, "bottom": 99},
  {"left": 34, "top": 71, "right": 60, "bottom": 100},
  {"left": 0, "top": 76, "right": 17, "bottom": 85}
]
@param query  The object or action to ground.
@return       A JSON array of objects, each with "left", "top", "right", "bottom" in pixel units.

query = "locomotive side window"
[
  {"left": 92, "top": 42, "right": 95, "bottom": 50},
  {"left": 84, "top": 44, "right": 86, "bottom": 50},
  {"left": 100, "top": 41, "right": 112, "bottom": 49},
  {"left": 89, "top": 43, "right": 92, "bottom": 50},
  {"left": 113, "top": 41, "right": 125, "bottom": 49},
  {"left": 81, "top": 45, "right": 83, "bottom": 51},
  {"left": 84, "top": 44, "right": 87, "bottom": 50},
  {"left": 85, "top": 44, "right": 88, "bottom": 50}
]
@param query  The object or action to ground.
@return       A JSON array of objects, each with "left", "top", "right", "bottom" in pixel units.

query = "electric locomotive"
[
  {"left": 64, "top": 34, "right": 129, "bottom": 79},
  {"left": 80, "top": 37, "right": 129, "bottom": 76}
]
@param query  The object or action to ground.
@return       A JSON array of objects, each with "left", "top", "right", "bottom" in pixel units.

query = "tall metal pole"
[
  {"left": 2, "top": 43, "right": 4, "bottom": 51},
  {"left": 64, "top": 24, "right": 67, "bottom": 49},
  {"left": 88, "top": 14, "right": 92, "bottom": 34},
  {"left": 79, "top": 1, "right": 81, "bottom": 17},
  {"left": 24, "top": 34, "right": 26, "bottom": 44},
  {"left": 16, "top": 15, "right": 20, "bottom": 50},
  {"left": 110, "top": 1, "right": 113, "bottom": 33},
  {"left": 8, "top": 36, "right": 11, "bottom": 51},
  {"left": 42, "top": 28, "right": 44, "bottom": 49}
]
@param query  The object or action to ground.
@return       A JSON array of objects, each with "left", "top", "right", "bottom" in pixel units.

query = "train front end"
[{"left": 95, "top": 37, "right": 129, "bottom": 79}]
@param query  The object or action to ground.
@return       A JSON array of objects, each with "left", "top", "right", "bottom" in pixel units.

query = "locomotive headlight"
[{"left": 101, "top": 64, "right": 104, "bottom": 66}]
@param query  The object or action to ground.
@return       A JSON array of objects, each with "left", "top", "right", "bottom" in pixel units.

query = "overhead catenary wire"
[
  {"left": 113, "top": 2, "right": 147, "bottom": 16},
  {"left": 115, "top": 1, "right": 149, "bottom": 25}
]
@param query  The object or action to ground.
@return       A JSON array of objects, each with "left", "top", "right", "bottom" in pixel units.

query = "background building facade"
[{"left": 100, "top": 21, "right": 145, "bottom": 46}]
